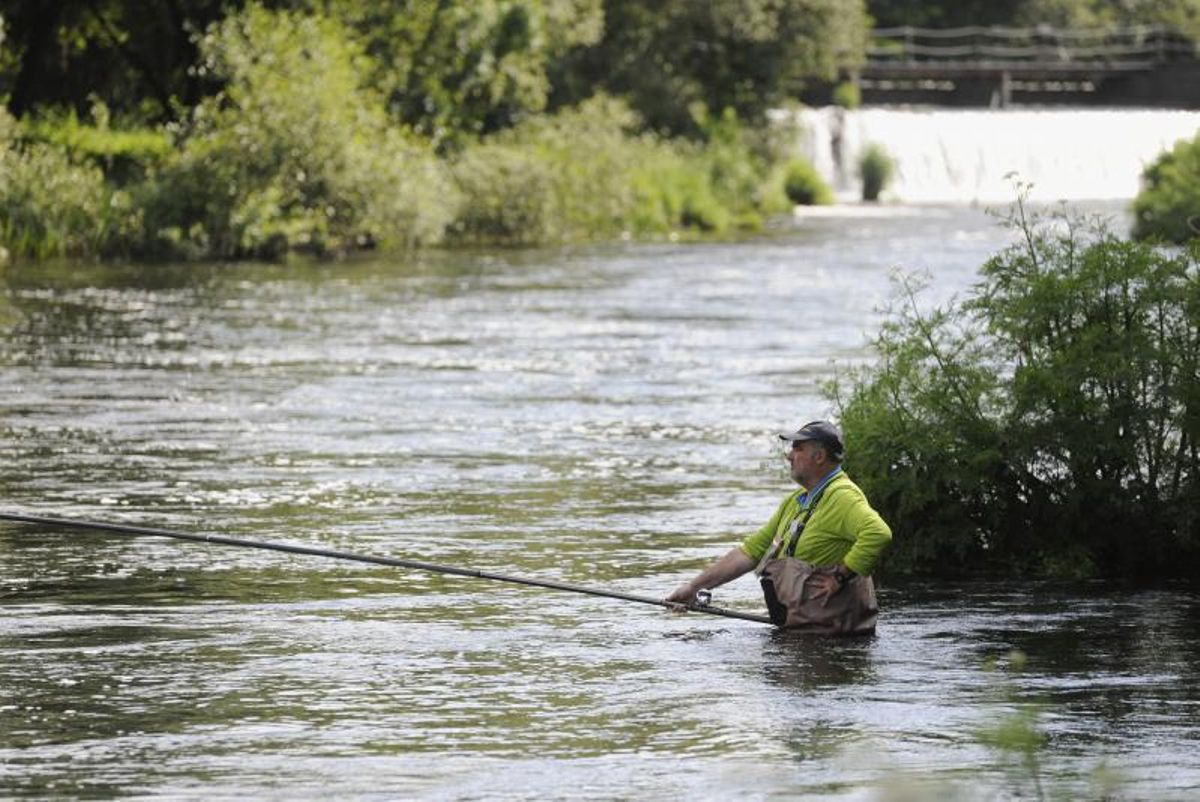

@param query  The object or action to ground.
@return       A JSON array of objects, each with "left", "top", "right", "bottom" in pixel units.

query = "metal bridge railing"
[{"left": 868, "top": 23, "right": 1196, "bottom": 66}]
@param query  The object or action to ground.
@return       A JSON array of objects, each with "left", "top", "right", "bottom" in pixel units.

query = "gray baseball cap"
[{"left": 777, "top": 420, "right": 844, "bottom": 456}]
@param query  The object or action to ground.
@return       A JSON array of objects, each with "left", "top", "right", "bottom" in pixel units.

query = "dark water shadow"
[{"left": 759, "top": 628, "right": 878, "bottom": 694}]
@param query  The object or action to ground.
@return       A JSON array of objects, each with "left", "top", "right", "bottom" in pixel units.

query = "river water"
[{"left": 2, "top": 203, "right": 1198, "bottom": 800}]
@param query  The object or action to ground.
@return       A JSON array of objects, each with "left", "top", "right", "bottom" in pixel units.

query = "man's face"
[{"left": 785, "top": 439, "right": 826, "bottom": 485}]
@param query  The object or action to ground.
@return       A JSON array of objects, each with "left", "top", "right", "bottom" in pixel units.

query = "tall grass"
[
  {"left": 20, "top": 104, "right": 171, "bottom": 186},
  {"left": 0, "top": 109, "right": 139, "bottom": 260},
  {"left": 449, "top": 98, "right": 790, "bottom": 244}
]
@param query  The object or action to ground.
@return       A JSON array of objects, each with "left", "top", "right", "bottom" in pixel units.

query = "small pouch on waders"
[{"left": 753, "top": 492, "right": 879, "bottom": 635}]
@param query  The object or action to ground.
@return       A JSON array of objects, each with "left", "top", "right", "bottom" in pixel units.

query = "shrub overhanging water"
[{"left": 828, "top": 198, "right": 1200, "bottom": 579}]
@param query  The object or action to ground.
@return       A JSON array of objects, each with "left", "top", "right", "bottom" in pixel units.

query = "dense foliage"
[
  {"left": 0, "top": 107, "right": 140, "bottom": 260},
  {"left": 858, "top": 143, "right": 895, "bottom": 202},
  {"left": 450, "top": 100, "right": 792, "bottom": 244},
  {"left": 137, "top": 6, "right": 456, "bottom": 259},
  {"left": 2, "top": 1, "right": 1196, "bottom": 261},
  {"left": 0, "top": 1, "right": 850, "bottom": 260},
  {"left": 783, "top": 158, "right": 833, "bottom": 205},
  {"left": 1133, "top": 131, "right": 1200, "bottom": 244},
  {"left": 830, "top": 200, "right": 1200, "bottom": 579},
  {"left": 0, "top": 0, "right": 866, "bottom": 137},
  {"left": 552, "top": 0, "right": 868, "bottom": 136},
  {"left": 0, "top": 0, "right": 233, "bottom": 120},
  {"left": 310, "top": 0, "right": 606, "bottom": 148},
  {"left": 868, "top": 0, "right": 1200, "bottom": 40}
]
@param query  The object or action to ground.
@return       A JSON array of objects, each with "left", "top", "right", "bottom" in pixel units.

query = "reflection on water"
[
  {"left": 760, "top": 631, "right": 878, "bottom": 694},
  {"left": 4, "top": 204, "right": 1199, "bottom": 798}
]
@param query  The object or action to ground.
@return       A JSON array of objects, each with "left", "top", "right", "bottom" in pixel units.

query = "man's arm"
[
  {"left": 664, "top": 547, "right": 757, "bottom": 605},
  {"left": 839, "top": 495, "right": 893, "bottom": 577}
]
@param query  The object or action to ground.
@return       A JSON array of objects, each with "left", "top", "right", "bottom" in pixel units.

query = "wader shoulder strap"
[
  {"left": 785, "top": 482, "right": 834, "bottom": 556},
  {"left": 753, "top": 484, "right": 830, "bottom": 576}
]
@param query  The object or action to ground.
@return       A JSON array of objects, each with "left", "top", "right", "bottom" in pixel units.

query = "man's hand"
[
  {"left": 808, "top": 572, "right": 843, "bottom": 606},
  {"left": 664, "top": 583, "right": 698, "bottom": 608},
  {"left": 664, "top": 548, "right": 755, "bottom": 610}
]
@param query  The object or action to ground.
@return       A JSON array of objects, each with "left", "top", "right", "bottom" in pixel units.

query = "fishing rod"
[{"left": 0, "top": 511, "right": 773, "bottom": 625}]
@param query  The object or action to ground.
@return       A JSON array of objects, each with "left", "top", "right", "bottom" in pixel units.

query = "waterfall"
[{"left": 791, "top": 107, "right": 1200, "bottom": 203}]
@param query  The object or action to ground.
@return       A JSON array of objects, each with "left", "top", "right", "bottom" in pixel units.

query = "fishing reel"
[{"left": 692, "top": 589, "right": 712, "bottom": 608}]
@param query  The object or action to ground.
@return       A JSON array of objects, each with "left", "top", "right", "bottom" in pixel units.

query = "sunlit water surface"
[{"left": 3, "top": 204, "right": 1198, "bottom": 800}]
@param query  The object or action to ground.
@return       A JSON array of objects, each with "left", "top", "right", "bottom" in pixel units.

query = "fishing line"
[{"left": 0, "top": 511, "right": 773, "bottom": 625}]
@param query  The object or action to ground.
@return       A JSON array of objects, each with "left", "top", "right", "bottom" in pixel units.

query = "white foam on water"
[{"left": 789, "top": 106, "right": 1200, "bottom": 203}]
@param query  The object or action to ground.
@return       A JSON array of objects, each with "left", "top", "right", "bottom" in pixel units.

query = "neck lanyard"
[{"left": 784, "top": 468, "right": 841, "bottom": 556}]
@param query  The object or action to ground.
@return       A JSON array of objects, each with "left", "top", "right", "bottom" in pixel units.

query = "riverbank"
[
  {"left": 0, "top": 96, "right": 807, "bottom": 264},
  {"left": 7, "top": 97, "right": 1198, "bottom": 264}
]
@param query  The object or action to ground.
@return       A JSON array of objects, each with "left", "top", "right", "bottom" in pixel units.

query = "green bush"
[
  {"left": 829, "top": 201, "right": 1200, "bottom": 579},
  {"left": 859, "top": 142, "right": 895, "bottom": 202},
  {"left": 0, "top": 109, "right": 140, "bottom": 260},
  {"left": 141, "top": 5, "right": 456, "bottom": 260},
  {"left": 449, "top": 95, "right": 650, "bottom": 244},
  {"left": 1133, "top": 131, "right": 1200, "bottom": 244},
  {"left": 1, "top": 5, "right": 814, "bottom": 259},
  {"left": 783, "top": 158, "right": 833, "bottom": 205},
  {"left": 693, "top": 106, "right": 787, "bottom": 222},
  {"left": 627, "top": 153, "right": 730, "bottom": 236},
  {"left": 20, "top": 104, "right": 171, "bottom": 186},
  {"left": 448, "top": 98, "right": 781, "bottom": 245},
  {"left": 833, "top": 81, "right": 861, "bottom": 110},
  {"left": 449, "top": 142, "right": 558, "bottom": 244},
  {"left": 678, "top": 178, "right": 732, "bottom": 232}
]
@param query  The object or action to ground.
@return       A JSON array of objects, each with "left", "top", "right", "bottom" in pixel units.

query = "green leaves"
[
  {"left": 832, "top": 204, "right": 1200, "bottom": 578},
  {"left": 142, "top": 4, "right": 457, "bottom": 259},
  {"left": 2, "top": 1, "right": 852, "bottom": 259},
  {"left": 324, "top": 0, "right": 603, "bottom": 147},
  {"left": 0, "top": 108, "right": 141, "bottom": 259},
  {"left": 1133, "top": 131, "right": 1200, "bottom": 245},
  {"left": 857, "top": 143, "right": 894, "bottom": 202},
  {"left": 555, "top": 0, "right": 869, "bottom": 136},
  {"left": 446, "top": 95, "right": 782, "bottom": 244},
  {"left": 783, "top": 158, "right": 833, "bottom": 205}
]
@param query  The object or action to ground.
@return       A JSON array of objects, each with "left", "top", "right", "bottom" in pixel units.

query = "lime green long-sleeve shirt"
[{"left": 740, "top": 473, "right": 892, "bottom": 576}]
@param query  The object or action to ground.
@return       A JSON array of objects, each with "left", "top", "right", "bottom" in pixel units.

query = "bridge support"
[{"left": 994, "top": 70, "right": 1012, "bottom": 108}]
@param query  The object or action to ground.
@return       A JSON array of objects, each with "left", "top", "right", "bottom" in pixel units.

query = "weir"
[{"left": 790, "top": 106, "right": 1200, "bottom": 203}]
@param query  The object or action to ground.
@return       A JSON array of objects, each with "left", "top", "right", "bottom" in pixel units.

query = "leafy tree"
[
  {"left": 831, "top": 199, "right": 1200, "bottom": 579},
  {"left": 141, "top": 4, "right": 455, "bottom": 258},
  {"left": 0, "top": 0, "right": 251, "bottom": 122},
  {"left": 866, "top": 0, "right": 1024, "bottom": 28},
  {"left": 313, "top": 0, "right": 604, "bottom": 147},
  {"left": 1015, "top": 0, "right": 1200, "bottom": 41},
  {"left": 1133, "top": 131, "right": 1200, "bottom": 244},
  {"left": 554, "top": 0, "right": 869, "bottom": 136},
  {"left": 868, "top": 0, "right": 1200, "bottom": 41}
]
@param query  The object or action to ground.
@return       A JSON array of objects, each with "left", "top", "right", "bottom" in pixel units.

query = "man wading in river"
[{"left": 666, "top": 421, "right": 892, "bottom": 634}]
